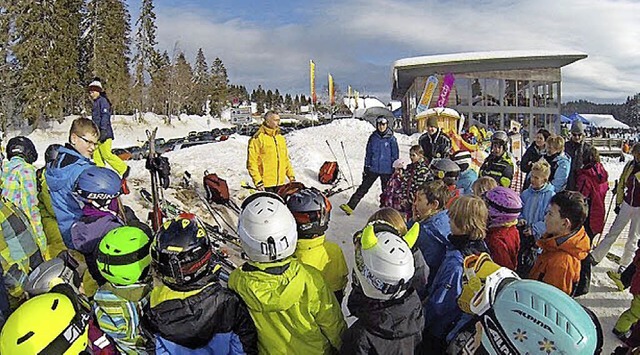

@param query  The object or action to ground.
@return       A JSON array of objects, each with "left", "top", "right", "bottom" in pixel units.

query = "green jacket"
[
  {"left": 294, "top": 236, "right": 348, "bottom": 294},
  {"left": 229, "top": 257, "right": 346, "bottom": 355},
  {"left": 36, "top": 168, "right": 66, "bottom": 260}
]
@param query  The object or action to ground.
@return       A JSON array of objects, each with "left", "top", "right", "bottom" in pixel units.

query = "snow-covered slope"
[{"left": 18, "top": 114, "right": 629, "bottom": 353}]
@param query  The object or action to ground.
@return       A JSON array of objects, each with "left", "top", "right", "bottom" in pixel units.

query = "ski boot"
[{"left": 608, "top": 270, "right": 626, "bottom": 291}]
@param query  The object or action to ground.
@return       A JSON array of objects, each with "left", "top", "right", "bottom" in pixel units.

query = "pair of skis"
[{"left": 324, "top": 140, "right": 356, "bottom": 197}]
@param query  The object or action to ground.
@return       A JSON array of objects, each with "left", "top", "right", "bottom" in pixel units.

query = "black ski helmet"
[
  {"left": 432, "top": 158, "right": 460, "bottom": 185},
  {"left": 6, "top": 136, "right": 38, "bottom": 164},
  {"left": 44, "top": 144, "right": 62, "bottom": 165},
  {"left": 286, "top": 187, "right": 331, "bottom": 238},
  {"left": 151, "top": 217, "right": 219, "bottom": 289}
]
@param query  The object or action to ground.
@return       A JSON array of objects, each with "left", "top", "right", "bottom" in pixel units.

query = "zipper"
[{"left": 274, "top": 135, "right": 280, "bottom": 185}]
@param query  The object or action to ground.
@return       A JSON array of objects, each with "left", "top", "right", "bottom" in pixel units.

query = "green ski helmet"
[{"left": 96, "top": 226, "right": 152, "bottom": 285}]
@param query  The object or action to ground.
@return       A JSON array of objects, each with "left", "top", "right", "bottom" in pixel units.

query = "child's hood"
[
  {"left": 45, "top": 145, "right": 90, "bottom": 192},
  {"left": 581, "top": 163, "right": 609, "bottom": 184}
]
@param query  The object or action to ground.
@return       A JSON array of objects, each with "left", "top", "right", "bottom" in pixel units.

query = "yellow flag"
[
  {"left": 328, "top": 74, "right": 334, "bottom": 106},
  {"left": 355, "top": 90, "right": 359, "bottom": 109},
  {"left": 310, "top": 60, "right": 316, "bottom": 104}
]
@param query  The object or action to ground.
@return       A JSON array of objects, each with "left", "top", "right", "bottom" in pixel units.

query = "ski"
[
  {"left": 324, "top": 184, "right": 355, "bottom": 197},
  {"left": 145, "top": 128, "right": 162, "bottom": 232},
  {"left": 606, "top": 252, "right": 621, "bottom": 265}
]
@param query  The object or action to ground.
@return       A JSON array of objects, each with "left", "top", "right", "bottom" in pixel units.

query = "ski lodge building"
[{"left": 391, "top": 51, "right": 587, "bottom": 135}]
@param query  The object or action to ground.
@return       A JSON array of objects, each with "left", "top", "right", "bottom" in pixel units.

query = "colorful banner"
[
  {"left": 436, "top": 73, "right": 455, "bottom": 108},
  {"left": 417, "top": 75, "right": 438, "bottom": 114},
  {"left": 354, "top": 90, "right": 359, "bottom": 109},
  {"left": 328, "top": 74, "right": 335, "bottom": 106},
  {"left": 310, "top": 60, "right": 316, "bottom": 105}
]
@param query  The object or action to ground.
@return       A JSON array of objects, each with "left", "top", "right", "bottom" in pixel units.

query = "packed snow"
[{"left": 16, "top": 114, "right": 633, "bottom": 353}]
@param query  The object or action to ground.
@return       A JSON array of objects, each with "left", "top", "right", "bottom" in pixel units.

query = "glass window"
[
  {"left": 485, "top": 79, "right": 500, "bottom": 107},
  {"left": 456, "top": 78, "right": 470, "bottom": 106},
  {"left": 505, "top": 80, "right": 516, "bottom": 106}
]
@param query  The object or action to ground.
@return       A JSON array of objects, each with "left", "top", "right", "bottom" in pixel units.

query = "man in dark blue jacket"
[
  {"left": 88, "top": 79, "right": 129, "bottom": 178},
  {"left": 340, "top": 116, "right": 399, "bottom": 215}
]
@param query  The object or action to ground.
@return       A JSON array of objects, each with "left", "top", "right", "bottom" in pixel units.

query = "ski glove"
[
  {"left": 146, "top": 156, "right": 171, "bottom": 189},
  {"left": 615, "top": 205, "right": 621, "bottom": 215}
]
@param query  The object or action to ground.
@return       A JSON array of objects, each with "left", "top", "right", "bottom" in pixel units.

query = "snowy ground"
[{"left": 20, "top": 114, "right": 630, "bottom": 353}]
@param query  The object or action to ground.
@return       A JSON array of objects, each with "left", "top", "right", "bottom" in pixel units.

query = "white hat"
[
  {"left": 452, "top": 151, "right": 472, "bottom": 168},
  {"left": 88, "top": 80, "right": 103, "bottom": 92}
]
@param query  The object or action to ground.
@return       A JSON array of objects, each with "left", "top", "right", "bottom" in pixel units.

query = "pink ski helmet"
[{"left": 484, "top": 186, "right": 522, "bottom": 227}]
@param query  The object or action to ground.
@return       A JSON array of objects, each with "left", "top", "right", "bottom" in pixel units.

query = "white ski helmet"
[
  {"left": 238, "top": 192, "right": 298, "bottom": 262},
  {"left": 353, "top": 224, "right": 416, "bottom": 300}
]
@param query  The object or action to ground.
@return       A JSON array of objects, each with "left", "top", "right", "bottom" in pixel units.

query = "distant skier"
[
  {"left": 88, "top": 78, "right": 130, "bottom": 179},
  {"left": 246, "top": 110, "right": 295, "bottom": 192}
]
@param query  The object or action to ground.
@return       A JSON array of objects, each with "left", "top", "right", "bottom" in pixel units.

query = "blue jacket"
[
  {"left": 456, "top": 169, "right": 478, "bottom": 195},
  {"left": 45, "top": 145, "right": 94, "bottom": 247},
  {"left": 156, "top": 332, "right": 246, "bottom": 355},
  {"left": 415, "top": 210, "right": 450, "bottom": 286},
  {"left": 92, "top": 95, "right": 114, "bottom": 142},
  {"left": 549, "top": 153, "right": 571, "bottom": 193},
  {"left": 364, "top": 129, "right": 398, "bottom": 175},
  {"left": 520, "top": 183, "right": 555, "bottom": 240},
  {"left": 424, "top": 238, "right": 488, "bottom": 342}
]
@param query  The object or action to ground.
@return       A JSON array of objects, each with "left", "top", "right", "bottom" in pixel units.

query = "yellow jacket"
[
  {"left": 246, "top": 125, "right": 295, "bottom": 188},
  {"left": 229, "top": 257, "right": 346, "bottom": 355},
  {"left": 294, "top": 236, "right": 348, "bottom": 294},
  {"left": 36, "top": 168, "right": 65, "bottom": 260}
]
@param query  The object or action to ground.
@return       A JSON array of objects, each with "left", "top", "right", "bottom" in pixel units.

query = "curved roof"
[{"left": 392, "top": 50, "right": 587, "bottom": 100}]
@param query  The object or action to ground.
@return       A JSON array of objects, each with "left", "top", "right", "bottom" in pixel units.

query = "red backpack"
[
  {"left": 203, "top": 173, "right": 230, "bottom": 205},
  {"left": 318, "top": 161, "right": 339, "bottom": 185}
]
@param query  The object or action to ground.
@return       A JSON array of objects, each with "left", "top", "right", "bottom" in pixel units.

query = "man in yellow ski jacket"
[{"left": 246, "top": 111, "right": 295, "bottom": 191}]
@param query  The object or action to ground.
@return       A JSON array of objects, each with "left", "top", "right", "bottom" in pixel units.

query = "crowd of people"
[{"left": 0, "top": 97, "right": 636, "bottom": 355}]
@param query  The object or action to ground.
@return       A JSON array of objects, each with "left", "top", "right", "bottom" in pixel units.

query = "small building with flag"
[{"left": 391, "top": 50, "right": 587, "bottom": 135}]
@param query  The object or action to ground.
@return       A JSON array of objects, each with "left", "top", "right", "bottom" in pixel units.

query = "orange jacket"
[{"left": 528, "top": 227, "right": 590, "bottom": 295}]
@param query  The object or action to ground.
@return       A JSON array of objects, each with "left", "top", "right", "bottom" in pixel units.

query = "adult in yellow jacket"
[
  {"left": 230, "top": 192, "right": 346, "bottom": 354},
  {"left": 286, "top": 188, "right": 348, "bottom": 303},
  {"left": 246, "top": 111, "right": 295, "bottom": 191}
]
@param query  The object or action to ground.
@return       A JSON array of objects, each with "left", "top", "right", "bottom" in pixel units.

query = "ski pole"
[
  {"left": 594, "top": 179, "right": 618, "bottom": 249},
  {"left": 340, "top": 141, "right": 355, "bottom": 186},
  {"left": 326, "top": 140, "right": 350, "bottom": 184}
]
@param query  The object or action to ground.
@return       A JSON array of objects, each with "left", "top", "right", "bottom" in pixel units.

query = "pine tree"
[
  {"left": 210, "top": 57, "right": 228, "bottom": 116},
  {"left": 83, "top": 0, "right": 132, "bottom": 113},
  {"left": 132, "top": 0, "right": 158, "bottom": 117},
  {"left": 149, "top": 50, "right": 171, "bottom": 116},
  {"left": 170, "top": 52, "right": 193, "bottom": 115},
  {"left": 191, "top": 48, "right": 210, "bottom": 115}
]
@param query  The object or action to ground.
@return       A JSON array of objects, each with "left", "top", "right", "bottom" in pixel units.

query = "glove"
[{"left": 615, "top": 205, "right": 621, "bottom": 215}]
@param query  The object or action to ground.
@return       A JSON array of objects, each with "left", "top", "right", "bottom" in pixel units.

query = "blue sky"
[{"left": 128, "top": 0, "right": 640, "bottom": 104}]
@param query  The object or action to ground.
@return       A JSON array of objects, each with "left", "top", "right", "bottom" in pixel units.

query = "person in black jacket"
[
  {"left": 418, "top": 116, "right": 451, "bottom": 163},
  {"left": 565, "top": 120, "right": 592, "bottom": 191},
  {"left": 147, "top": 217, "right": 258, "bottom": 354},
  {"left": 521, "top": 128, "right": 550, "bottom": 189},
  {"left": 341, "top": 223, "right": 424, "bottom": 354}
]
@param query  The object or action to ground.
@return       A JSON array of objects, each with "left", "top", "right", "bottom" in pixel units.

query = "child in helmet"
[
  {"left": 456, "top": 255, "right": 603, "bottom": 355},
  {"left": 0, "top": 288, "right": 92, "bottom": 354},
  {"left": 286, "top": 187, "right": 348, "bottom": 303},
  {"left": 431, "top": 158, "right": 461, "bottom": 207},
  {"left": 366, "top": 207, "right": 430, "bottom": 301},
  {"left": 342, "top": 223, "right": 425, "bottom": 354},
  {"left": 451, "top": 150, "right": 477, "bottom": 195},
  {"left": 402, "top": 145, "right": 432, "bottom": 219},
  {"left": 36, "top": 143, "right": 67, "bottom": 259},
  {"left": 380, "top": 158, "right": 408, "bottom": 215},
  {"left": 479, "top": 130, "right": 515, "bottom": 187},
  {"left": 69, "top": 166, "right": 124, "bottom": 294},
  {"left": 483, "top": 186, "right": 523, "bottom": 270},
  {"left": 230, "top": 192, "right": 346, "bottom": 354},
  {"left": 92, "top": 226, "right": 154, "bottom": 354},
  {"left": 46, "top": 117, "right": 101, "bottom": 247},
  {"left": 412, "top": 180, "right": 452, "bottom": 286},
  {"left": 148, "top": 217, "right": 258, "bottom": 354},
  {"left": 528, "top": 190, "right": 590, "bottom": 295},
  {"left": 471, "top": 176, "right": 497, "bottom": 197},
  {"left": 423, "top": 195, "right": 489, "bottom": 352},
  {"left": 1, "top": 136, "right": 47, "bottom": 257}
]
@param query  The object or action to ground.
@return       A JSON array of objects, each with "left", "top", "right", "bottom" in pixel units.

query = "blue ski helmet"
[
  {"left": 7, "top": 136, "right": 38, "bottom": 164},
  {"left": 484, "top": 186, "right": 522, "bottom": 227},
  {"left": 74, "top": 166, "right": 122, "bottom": 207},
  {"left": 479, "top": 279, "right": 602, "bottom": 355}
]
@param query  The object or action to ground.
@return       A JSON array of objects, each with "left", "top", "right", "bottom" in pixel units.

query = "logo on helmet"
[
  {"left": 512, "top": 309, "right": 554, "bottom": 333},
  {"left": 86, "top": 192, "right": 119, "bottom": 200},
  {"left": 483, "top": 314, "right": 518, "bottom": 355}
]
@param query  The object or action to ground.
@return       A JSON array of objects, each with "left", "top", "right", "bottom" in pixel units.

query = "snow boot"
[
  {"left": 339, "top": 204, "right": 353, "bottom": 216},
  {"left": 608, "top": 270, "right": 626, "bottom": 292}
]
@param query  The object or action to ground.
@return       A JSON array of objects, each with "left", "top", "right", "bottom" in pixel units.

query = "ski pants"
[
  {"left": 346, "top": 170, "right": 390, "bottom": 210},
  {"left": 616, "top": 294, "right": 640, "bottom": 333},
  {"left": 592, "top": 201, "right": 640, "bottom": 266},
  {"left": 93, "top": 139, "right": 128, "bottom": 176}
]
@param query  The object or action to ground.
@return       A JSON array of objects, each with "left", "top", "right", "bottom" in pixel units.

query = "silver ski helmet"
[{"left": 286, "top": 187, "right": 331, "bottom": 238}]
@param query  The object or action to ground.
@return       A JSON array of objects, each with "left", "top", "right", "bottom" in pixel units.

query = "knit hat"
[
  {"left": 392, "top": 158, "right": 407, "bottom": 170},
  {"left": 427, "top": 116, "right": 439, "bottom": 128},
  {"left": 88, "top": 80, "right": 103, "bottom": 93},
  {"left": 452, "top": 151, "right": 472, "bottom": 171},
  {"left": 570, "top": 120, "right": 584, "bottom": 135}
]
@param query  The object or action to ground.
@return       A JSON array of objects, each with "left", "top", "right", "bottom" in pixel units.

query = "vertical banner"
[
  {"left": 417, "top": 75, "right": 438, "bottom": 114},
  {"left": 328, "top": 74, "right": 335, "bottom": 106},
  {"left": 355, "top": 90, "right": 359, "bottom": 109},
  {"left": 348, "top": 85, "right": 352, "bottom": 108},
  {"left": 309, "top": 60, "right": 316, "bottom": 105},
  {"left": 436, "top": 73, "right": 455, "bottom": 108}
]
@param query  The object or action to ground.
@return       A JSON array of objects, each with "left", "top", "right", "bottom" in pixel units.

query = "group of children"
[{"left": 0, "top": 114, "right": 614, "bottom": 355}]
